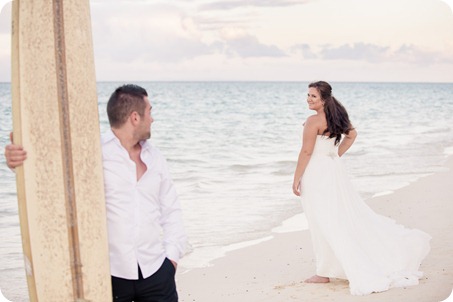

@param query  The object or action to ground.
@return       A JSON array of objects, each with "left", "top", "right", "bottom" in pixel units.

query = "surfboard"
[{"left": 11, "top": 1, "right": 111, "bottom": 301}]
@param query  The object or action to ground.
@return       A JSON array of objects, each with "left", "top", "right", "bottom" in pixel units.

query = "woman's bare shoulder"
[
  {"left": 305, "top": 114, "right": 324, "bottom": 127},
  {"left": 303, "top": 115, "right": 322, "bottom": 133},
  {"left": 305, "top": 114, "right": 321, "bottom": 123}
]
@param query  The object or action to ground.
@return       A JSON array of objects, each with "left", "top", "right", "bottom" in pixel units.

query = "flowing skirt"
[{"left": 300, "top": 153, "right": 431, "bottom": 295}]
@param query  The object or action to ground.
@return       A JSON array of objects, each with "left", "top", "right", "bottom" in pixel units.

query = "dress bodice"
[{"left": 312, "top": 135, "right": 338, "bottom": 157}]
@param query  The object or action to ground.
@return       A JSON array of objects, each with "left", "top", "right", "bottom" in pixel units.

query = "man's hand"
[
  {"left": 4, "top": 132, "right": 27, "bottom": 169},
  {"left": 170, "top": 259, "right": 177, "bottom": 271}
]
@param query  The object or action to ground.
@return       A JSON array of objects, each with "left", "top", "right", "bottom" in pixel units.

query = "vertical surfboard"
[{"left": 11, "top": 0, "right": 111, "bottom": 301}]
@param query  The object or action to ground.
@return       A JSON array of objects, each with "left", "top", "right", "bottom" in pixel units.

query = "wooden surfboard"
[{"left": 11, "top": 1, "right": 112, "bottom": 301}]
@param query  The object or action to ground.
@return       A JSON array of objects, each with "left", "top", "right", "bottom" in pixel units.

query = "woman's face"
[{"left": 307, "top": 87, "right": 324, "bottom": 111}]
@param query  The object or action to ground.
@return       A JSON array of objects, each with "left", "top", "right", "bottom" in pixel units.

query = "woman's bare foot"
[{"left": 304, "top": 275, "right": 330, "bottom": 283}]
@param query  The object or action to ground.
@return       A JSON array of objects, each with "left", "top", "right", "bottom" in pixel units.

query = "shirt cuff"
[{"left": 166, "top": 246, "right": 182, "bottom": 263}]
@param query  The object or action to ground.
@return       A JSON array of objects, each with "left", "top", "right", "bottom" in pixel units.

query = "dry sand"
[{"left": 176, "top": 157, "right": 453, "bottom": 302}]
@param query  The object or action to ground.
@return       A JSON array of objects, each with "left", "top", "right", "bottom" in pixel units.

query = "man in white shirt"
[{"left": 5, "top": 84, "right": 187, "bottom": 302}]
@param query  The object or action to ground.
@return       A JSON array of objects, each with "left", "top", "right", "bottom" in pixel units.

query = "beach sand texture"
[{"left": 176, "top": 157, "right": 453, "bottom": 302}]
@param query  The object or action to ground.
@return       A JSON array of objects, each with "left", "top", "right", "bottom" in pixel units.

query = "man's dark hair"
[{"left": 107, "top": 84, "right": 148, "bottom": 128}]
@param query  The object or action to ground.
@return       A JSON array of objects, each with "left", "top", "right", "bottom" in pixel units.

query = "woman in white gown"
[{"left": 292, "top": 81, "right": 431, "bottom": 296}]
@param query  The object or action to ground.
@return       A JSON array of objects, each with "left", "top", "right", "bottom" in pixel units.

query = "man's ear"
[{"left": 129, "top": 111, "right": 140, "bottom": 125}]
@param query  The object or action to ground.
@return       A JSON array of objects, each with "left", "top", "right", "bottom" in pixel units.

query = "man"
[{"left": 5, "top": 84, "right": 187, "bottom": 302}]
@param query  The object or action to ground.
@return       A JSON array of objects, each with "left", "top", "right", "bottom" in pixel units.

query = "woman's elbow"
[
  {"left": 302, "top": 149, "right": 313, "bottom": 157},
  {"left": 348, "top": 129, "right": 357, "bottom": 139}
]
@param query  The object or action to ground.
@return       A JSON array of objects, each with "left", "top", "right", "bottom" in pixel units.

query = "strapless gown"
[{"left": 300, "top": 135, "right": 431, "bottom": 295}]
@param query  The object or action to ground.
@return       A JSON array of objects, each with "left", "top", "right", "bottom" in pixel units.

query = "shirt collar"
[
  {"left": 139, "top": 138, "right": 152, "bottom": 151},
  {"left": 102, "top": 128, "right": 117, "bottom": 144},
  {"left": 102, "top": 128, "right": 152, "bottom": 151}
]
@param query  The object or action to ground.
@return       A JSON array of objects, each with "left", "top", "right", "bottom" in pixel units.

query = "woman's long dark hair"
[{"left": 309, "top": 81, "right": 353, "bottom": 145}]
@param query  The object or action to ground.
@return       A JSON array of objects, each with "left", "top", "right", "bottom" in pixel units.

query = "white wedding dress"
[{"left": 300, "top": 135, "right": 431, "bottom": 295}]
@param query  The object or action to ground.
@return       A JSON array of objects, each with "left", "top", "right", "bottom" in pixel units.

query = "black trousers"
[{"left": 111, "top": 258, "right": 178, "bottom": 302}]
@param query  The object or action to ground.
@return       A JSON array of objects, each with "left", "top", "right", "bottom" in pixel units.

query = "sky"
[{"left": 0, "top": 0, "right": 452, "bottom": 82}]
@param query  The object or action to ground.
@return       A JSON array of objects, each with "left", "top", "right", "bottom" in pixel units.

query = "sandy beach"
[{"left": 175, "top": 157, "right": 453, "bottom": 302}]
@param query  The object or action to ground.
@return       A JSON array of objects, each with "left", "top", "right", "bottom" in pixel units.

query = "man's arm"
[{"left": 159, "top": 159, "right": 187, "bottom": 269}]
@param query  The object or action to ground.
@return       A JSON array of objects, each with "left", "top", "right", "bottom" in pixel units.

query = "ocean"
[{"left": 1, "top": 81, "right": 453, "bottom": 301}]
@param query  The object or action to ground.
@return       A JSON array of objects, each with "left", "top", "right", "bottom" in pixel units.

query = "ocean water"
[{"left": 1, "top": 81, "right": 453, "bottom": 301}]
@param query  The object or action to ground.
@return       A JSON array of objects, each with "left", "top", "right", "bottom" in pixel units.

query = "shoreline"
[
  {"left": 176, "top": 156, "right": 453, "bottom": 302},
  {"left": 178, "top": 147, "right": 453, "bottom": 274},
  {"left": 178, "top": 213, "right": 309, "bottom": 273}
]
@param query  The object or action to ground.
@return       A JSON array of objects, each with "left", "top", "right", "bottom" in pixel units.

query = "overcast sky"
[{"left": 1, "top": 0, "right": 452, "bottom": 82}]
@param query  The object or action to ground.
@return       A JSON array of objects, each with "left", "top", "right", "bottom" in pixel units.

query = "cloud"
[
  {"left": 1, "top": 1, "right": 452, "bottom": 82},
  {"left": 290, "top": 42, "right": 453, "bottom": 65},
  {"left": 219, "top": 28, "right": 286, "bottom": 58},
  {"left": 290, "top": 44, "right": 318, "bottom": 59},
  {"left": 392, "top": 44, "right": 453, "bottom": 64},
  {"left": 192, "top": 15, "right": 253, "bottom": 32},
  {"left": 91, "top": 3, "right": 216, "bottom": 63},
  {"left": 320, "top": 43, "right": 390, "bottom": 63},
  {"left": 91, "top": 4, "right": 286, "bottom": 62},
  {"left": 199, "top": 0, "right": 311, "bottom": 11}
]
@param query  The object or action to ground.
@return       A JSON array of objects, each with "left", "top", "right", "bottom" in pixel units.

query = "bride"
[{"left": 292, "top": 81, "right": 431, "bottom": 295}]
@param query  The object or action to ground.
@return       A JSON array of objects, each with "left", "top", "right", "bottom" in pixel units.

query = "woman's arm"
[
  {"left": 338, "top": 128, "right": 357, "bottom": 157},
  {"left": 292, "top": 118, "right": 318, "bottom": 196}
]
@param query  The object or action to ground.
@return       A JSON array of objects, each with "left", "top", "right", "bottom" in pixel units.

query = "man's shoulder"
[{"left": 101, "top": 130, "right": 115, "bottom": 145}]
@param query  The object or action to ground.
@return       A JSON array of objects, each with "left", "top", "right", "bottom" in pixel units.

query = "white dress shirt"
[{"left": 101, "top": 130, "right": 187, "bottom": 280}]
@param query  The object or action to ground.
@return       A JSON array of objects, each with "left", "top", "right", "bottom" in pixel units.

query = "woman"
[{"left": 292, "top": 81, "right": 431, "bottom": 295}]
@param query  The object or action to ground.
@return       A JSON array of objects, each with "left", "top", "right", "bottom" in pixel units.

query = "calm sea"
[{"left": 1, "top": 82, "right": 453, "bottom": 301}]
